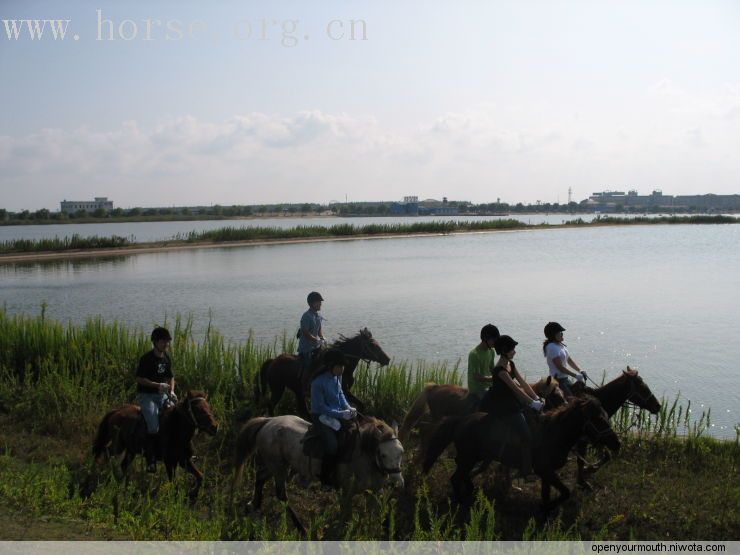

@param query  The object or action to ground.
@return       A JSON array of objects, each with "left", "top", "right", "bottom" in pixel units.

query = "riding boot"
[
  {"left": 319, "top": 454, "right": 337, "bottom": 489},
  {"left": 145, "top": 434, "right": 158, "bottom": 473}
]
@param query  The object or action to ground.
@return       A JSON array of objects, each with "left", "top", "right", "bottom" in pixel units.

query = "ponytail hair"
[{"left": 543, "top": 338, "right": 566, "bottom": 356}]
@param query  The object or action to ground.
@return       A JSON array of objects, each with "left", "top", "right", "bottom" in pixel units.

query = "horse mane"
[
  {"left": 333, "top": 328, "right": 372, "bottom": 348},
  {"left": 357, "top": 416, "right": 395, "bottom": 454}
]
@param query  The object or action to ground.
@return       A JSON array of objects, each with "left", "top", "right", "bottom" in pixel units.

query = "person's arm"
[
  {"left": 311, "top": 375, "right": 345, "bottom": 419},
  {"left": 566, "top": 356, "right": 584, "bottom": 374},
  {"left": 553, "top": 357, "right": 580, "bottom": 379},
  {"left": 337, "top": 377, "right": 351, "bottom": 410},
  {"left": 136, "top": 376, "right": 167, "bottom": 390},
  {"left": 510, "top": 364, "right": 538, "bottom": 399},
  {"left": 496, "top": 369, "right": 535, "bottom": 405}
]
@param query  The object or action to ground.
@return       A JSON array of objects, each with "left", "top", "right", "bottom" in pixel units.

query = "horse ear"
[{"left": 546, "top": 376, "right": 552, "bottom": 386}]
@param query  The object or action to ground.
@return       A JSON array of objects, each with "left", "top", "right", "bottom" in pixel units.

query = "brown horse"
[
  {"left": 254, "top": 328, "right": 391, "bottom": 418},
  {"left": 571, "top": 367, "right": 661, "bottom": 488},
  {"left": 423, "top": 396, "right": 620, "bottom": 510},
  {"left": 399, "top": 376, "right": 566, "bottom": 445},
  {"left": 92, "top": 390, "right": 219, "bottom": 501}
]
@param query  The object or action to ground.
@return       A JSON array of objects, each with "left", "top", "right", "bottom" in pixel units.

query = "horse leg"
[
  {"left": 268, "top": 384, "right": 285, "bottom": 416},
  {"left": 542, "top": 470, "right": 570, "bottom": 512},
  {"left": 120, "top": 450, "right": 135, "bottom": 475},
  {"left": 575, "top": 440, "right": 593, "bottom": 490},
  {"left": 182, "top": 458, "right": 203, "bottom": 505},
  {"left": 275, "top": 474, "right": 305, "bottom": 535},
  {"left": 247, "top": 461, "right": 270, "bottom": 512}
]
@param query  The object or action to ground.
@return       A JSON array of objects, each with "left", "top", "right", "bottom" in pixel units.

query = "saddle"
[{"left": 301, "top": 421, "right": 357, "bottom": 462}]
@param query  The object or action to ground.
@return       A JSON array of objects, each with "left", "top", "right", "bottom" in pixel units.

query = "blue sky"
[{"left": 2, "top": 0, "right": 739, "bottom": 210}]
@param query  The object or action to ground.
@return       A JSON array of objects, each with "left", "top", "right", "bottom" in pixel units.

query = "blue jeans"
[{"left": 138, "top": 392, "right": 168, "bottom": 434}]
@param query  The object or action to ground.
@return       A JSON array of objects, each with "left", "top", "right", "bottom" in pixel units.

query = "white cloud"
[{"left": 1, "top": 85, "right": 739, "bottom": 211}]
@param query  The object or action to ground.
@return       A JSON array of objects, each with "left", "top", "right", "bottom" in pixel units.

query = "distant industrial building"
[
  {"left": 391, "top": 196, "right": 459, "bottom": 216},
  {"left": 586, "top": 190, "right": 740, "bottom": 211},
  {"left": 60, "top": 197, "right": 114, "bottom": 213},
  {"left": 391, "top": 196, "right": 419, "bottom": 215}
]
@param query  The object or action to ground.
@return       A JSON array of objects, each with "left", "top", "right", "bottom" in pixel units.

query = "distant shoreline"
[{"left": 1, "top": 215, "right": 737, "bottom": 263}]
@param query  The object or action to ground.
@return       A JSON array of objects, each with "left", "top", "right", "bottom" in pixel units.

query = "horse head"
[
  {"left": 580, "top": 396, "right": 620, "bottom": 454},
  {"left": 622, "top": 367, "right": 661, "bottom": 414},
  {"left": 534, "top": 375, "right": 567, "bottom": 410},
  {"left": 338, "top": 328, "right": 391, "bottom": 367},
  {"left": 179, "top": 390, "right": 219, "bottom": 436},
  {"left": 358, "top": 416, "right": 404, "bottom": 488}
]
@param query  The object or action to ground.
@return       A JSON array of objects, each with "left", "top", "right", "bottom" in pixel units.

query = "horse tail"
[
  {"left": 92, "top": 409, "right": 116, "bottom": 461},
  {"left": 422, "top": 415, "right": 465, "bottom": 474},
  {"left": 254, "top": 359, "right": 273, "bottom": 404},
  {"left": 232, "top": 417, "right": 270, "bottom": 489},
  {"left": 399, "top": 382, "right": 436, "bottom": 443}
]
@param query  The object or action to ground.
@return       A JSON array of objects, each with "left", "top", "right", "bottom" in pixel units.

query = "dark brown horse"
[
  {"left": 423, "top": 396, "right": 620, "bottom": 510},
  {"left": 571, "top": 367, "right": 661, "bottom": 487},
  {"left": 92, "top": 390, "right": 219, "bottom": 501},
  {"left": 254, "top": 328, "right": 391, "bottom": 418},
  {"left": 399, "top": 376, "right": 566, "bottom": 445}
]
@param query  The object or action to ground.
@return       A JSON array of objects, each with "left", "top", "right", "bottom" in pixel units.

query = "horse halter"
[{"left": 374, "top": 436, "right": 402, "bottom": 475}]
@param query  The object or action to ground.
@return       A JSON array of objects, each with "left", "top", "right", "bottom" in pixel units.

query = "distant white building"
[{"left": 60, "top": 197, "right": 114, "bottom": 213}]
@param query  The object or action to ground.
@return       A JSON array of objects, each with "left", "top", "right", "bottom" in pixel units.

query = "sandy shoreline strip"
[{"left": 1, "top": 229, "right": 534, "bottom": 263}]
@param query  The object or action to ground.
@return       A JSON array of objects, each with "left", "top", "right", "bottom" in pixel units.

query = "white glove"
[
  {"left": 339, "top": 409, "right": 354, "bottom": 421},
  {"left": 575, "top": 373, "right": 585, "bottom": 383},
  {"left": 529, "top": 399, "right": 544, "bottom": 411},
  {"left": 169, "top": 392, "right": 178, "bottom": 403},
  {"left": 581, "top": 371, "right": 588, "bottom": 381},
  {"left": 158, "top": 383, "right": 170, "bottom": 394},
  {"left": 348, "top": 407, "right": 358, "bottom": 419}
]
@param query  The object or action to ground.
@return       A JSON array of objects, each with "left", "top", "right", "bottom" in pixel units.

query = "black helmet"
[
  {"left": 480, "top": 323, "right": 501, "bottom": 341},
  {"left": 323, "top": 349, "right": 346, "bottom": 368},
  {"left": 307, "top": 291, "right": 324, "bottom": 304},
  {"left": 151, "top": 327, "right": 172, "bottom": 343},
  {"left": 494, "top": 335, "right": 518, "bottom": 355},
  {"left": 544, "top": 322, "right": 566, "bottom": 340}
]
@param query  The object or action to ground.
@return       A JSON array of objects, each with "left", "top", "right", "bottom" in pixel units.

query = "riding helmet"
[
  {"left": 151, "top": 327, "right": 172, "bottom": 343},
  {"left": 480, "top": 323, "right": 501, "bottom": 341},
  {"left": 544, "top": 322, "right": 566, "bottom": 340},
  {"left": 494, "top": 335, "right": 518, "bottom": 355},
  {"left": 307, "top": 291, "right": 324, "bottom": 304}
]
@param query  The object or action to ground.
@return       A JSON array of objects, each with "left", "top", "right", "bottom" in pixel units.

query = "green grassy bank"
[
  {"left": 1, "top": 215, "right": 738, "bottom": 255},
  {"left": 0, "top": 309, "right": 737, "bottom": 540}
]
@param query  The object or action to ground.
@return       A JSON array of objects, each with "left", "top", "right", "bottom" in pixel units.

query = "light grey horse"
[{"left": 232, "top": 414, "right": 404, "bottom": 532}]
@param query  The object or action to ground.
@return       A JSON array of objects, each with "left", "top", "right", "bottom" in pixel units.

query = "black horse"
[
  {"left": 254, "top": 328, "right": 391, "bottom": 418},
  {"left": 571, "top": 367, "right": 660, "bottom": 488},
  {"left": 423, "top": 396, "right": 621, "bottom": 510}
]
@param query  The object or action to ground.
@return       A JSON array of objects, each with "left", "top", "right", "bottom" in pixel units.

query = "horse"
[
  {"left": 232, "top": 414, "right": 404, "bottom": 533},
  {"left": 571, "top": 367, "right": 661, "bottom": 488},
  {"left": 254, "top": 328, "right": 391, "bottom": 418},
  {"left": 399, "top": 376, "right": 566, "bottom": 444},
  {"left": 423, "top": 396, "right": 620, "bottom": 510},
  {"left": 92, "top": 389, "right": 219, "bottom": 501}
]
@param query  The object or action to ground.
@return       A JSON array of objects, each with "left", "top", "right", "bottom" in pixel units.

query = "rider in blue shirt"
[
  {"left": 299, "top": 291, "right": 326, "bottom": 392},
  {"left": 310, "top": 349, "right": 356, "bottom": 487}
]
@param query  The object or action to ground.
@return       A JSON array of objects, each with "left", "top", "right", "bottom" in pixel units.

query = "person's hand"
[
  {"left": 169, "top": 392, "right": 178, "bottom": 403},
  {"left": 581, "top": 371, "right": 588, "bottom": 381},
  {"left": 339, "top": 409, "right": 353, "bottom": 420},
  {"left": 529, "top": 399, "right": 544, "bottom": 411},
  {"left": 575, "top": 373, "right": 585, "bottom": 383},
  {"left": 158, "top": 382, "right": 170, "bottom": 394},
  {"left": 348, "top": 407, "right": 358, "bottom": 419}
]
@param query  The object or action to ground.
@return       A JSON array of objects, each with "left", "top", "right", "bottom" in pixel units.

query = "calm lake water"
[
  {"left": 1, "top": 224, "right": 738, "bottom": 437},
  {"left": 0, "top": 213, "right": 683, "bottom": 243}
]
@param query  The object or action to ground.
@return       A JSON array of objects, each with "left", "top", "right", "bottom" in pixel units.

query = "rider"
[
  {"left": 479, "top": 335, "right": 543, "bottom": 480},
  {"left": 543, "top": 322, "right": 588, "bottom": 399},
  {"left": 467, "top": 324, "right": 500, "bottom": 402},
  {"left": 299, "top": 291, "right": 326, "bottom": 391},
  {"left": 310, "top": 348, "right": 357, "bottom": 488},
  {"left": 135, "top": 326, "right": 175, "bottom": 473}
]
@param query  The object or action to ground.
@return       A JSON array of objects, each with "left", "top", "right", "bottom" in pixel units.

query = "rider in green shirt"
[{"left": 467, "top": 324, "right": 500, "bottom": 399}]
